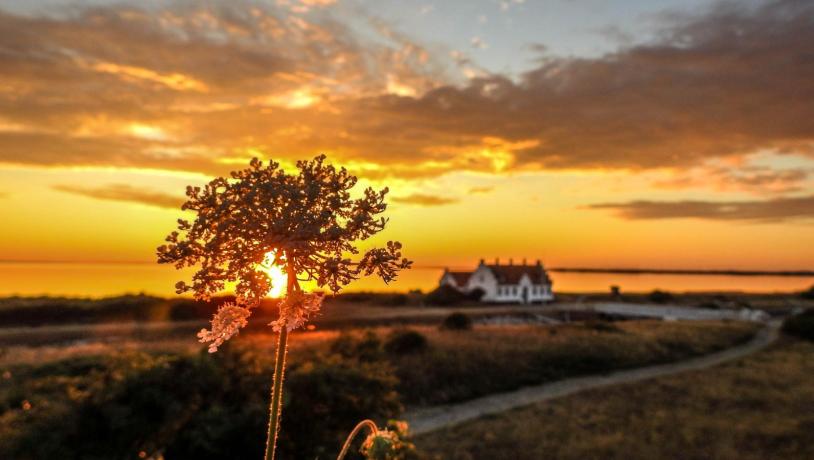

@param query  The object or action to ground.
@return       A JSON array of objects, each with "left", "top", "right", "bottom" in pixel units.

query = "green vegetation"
[
  {"left": 417, "top": 339, "right": 814, "bottom": 460},
  {"left": 0, "top": 320, "right": 758, "bottom": 458},
  {"left": 782, "top": 309, "right": 814, "bottom": 341},
  {"left": 0, "top": 344, "right": 400, "bottom": 460},
  {"left": 393, "top": 321, "right": 757, "bottom": 406},
  {"left": 385, "top": 329, "right": 429, "bottom": 355}
]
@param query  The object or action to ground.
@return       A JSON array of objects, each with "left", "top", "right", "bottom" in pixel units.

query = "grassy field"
[
  {"left": 416, "top": 337, "right": 814, "bottom": 460},
  {"left": 0, "top": 318, "right": 759, "bottom": 458}
]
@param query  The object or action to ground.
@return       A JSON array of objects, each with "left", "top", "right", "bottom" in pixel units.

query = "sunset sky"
[{"left": 1, "top": 0, "right": 813, "bottom": 296}]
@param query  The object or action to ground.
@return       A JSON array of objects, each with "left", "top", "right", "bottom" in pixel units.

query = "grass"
[
  {"left": 392, "top": 320, "right": 758, "bottom": 406},
  {"left": 416, "top": 337, "right": 814, "bottom": 460},
  {"left": 0, "top": 319, "right": 759, "bottom": 458}
]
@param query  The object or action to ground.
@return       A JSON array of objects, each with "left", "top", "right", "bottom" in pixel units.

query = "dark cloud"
[
  {"left": 391, "top": 193, "right": 459, "bottom": 206},
  {"left": 586, "top": 195, "right": 814, "bottom": 222},
  {"left": 342, "top": 0, "right": 814, "bottom": 172},
  {"left": 53, "top": 183, "right": 183, "bottom": 209},
  {"left": 0, "top": 0, "right": 812, "bottom": 184}
]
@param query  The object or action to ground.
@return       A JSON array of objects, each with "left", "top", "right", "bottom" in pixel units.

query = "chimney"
[
  {"left": 522, "top": 258, "right": 527, "bottom": 266},
  {"left": 495, "top": 257, "right": 500, "bottom": 266},
  {"left": 479, "top": 258, "right": 485, "bottom": 266},
  {"left": 509, "top": 258, "right": 513, "bottom": 266},
  {"left": 536, "top": 259, "right": 542, "bottom": 267}
]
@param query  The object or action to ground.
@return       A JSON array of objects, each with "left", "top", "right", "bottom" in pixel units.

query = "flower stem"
[
  {"left": 336, "top": 419, "right": 379, "bottom": 460},
  {"left": 264, "top": 325, "right": 288, "bottom": 460},
  {"left": 264, "top": 256, "right": 298, "bottom": 460}
]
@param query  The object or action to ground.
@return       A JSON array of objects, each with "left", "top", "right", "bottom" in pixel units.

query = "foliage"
[
  {"left": 384, "top": 329, "right": 429, "bottom": 355},
  {"left": 394, "top": 321, "right": 758, "bottom": 406},
  {"left": 424, "top": 285, "right": 469, "bottom": 306},
  {"left": 648, "top": 289, "right": 674, "bottom": 304},
  {"left": 416, "top": 340, "right": 814, "bottom": 460},
  {"left": 157, "top": 155, "right": 411, "bottom": 346},
  {"left": 782, "top": 309, "right": 814, "bottom": 341},
  {"left": 331, "top": 330, "right": 386, "bottom": 363},
  {"left": 440, "top": 312, "right": 473, "bottom": 331},
  {"left": 279, "top": 355, "right": 402, "bottom": 459},
  {"left": 0, "top": 345, "right": 401, "bottom": 460},
  {"left": 361, "top": 421, "right": 417, "bottom": 460},
  {"left": 801, "top": 285, "right": 814, "bottom": 300}
]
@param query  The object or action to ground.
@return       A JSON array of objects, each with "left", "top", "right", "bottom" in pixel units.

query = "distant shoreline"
[{"left": 550, "top": 268, "right": 814, "bottom": 277}]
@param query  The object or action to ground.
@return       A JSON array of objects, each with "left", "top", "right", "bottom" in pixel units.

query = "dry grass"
[{"left": 417, "top": 338, "right": 814, "bottom": 460}]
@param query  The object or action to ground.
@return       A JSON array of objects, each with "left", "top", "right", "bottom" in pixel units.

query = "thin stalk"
[
  {"left": 264, "top": 258, "right": 298, "bottom": 460},
  {"left": 336, "top": 419, "right": 379, "bottom": 460}
]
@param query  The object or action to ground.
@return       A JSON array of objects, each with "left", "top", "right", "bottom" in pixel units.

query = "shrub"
[
  {"left": 384, "top": 329, "right": 428, "bottom": 355},
  {"left": 279, "top": 356, "right": 402, "bottom": 459},
  {"left": 440, "top": 312, "right": 473, "bottom": 331},
  {"left": 648, "top": 289, "right": 674, "bottom": 304},
  {"left": 782, "top": 309, "right": 814, "bottom": 342},
  {"left": 330, "top": 330, "right": 384, "bottom": 362},
  {"left": 801, "top": 285, "right": 814, "bottom": 300},
  {"left": 425, "top": 285, "right": 469, "bottom": 306},
  {"left": 467, "top": 288, "right": 486, "bottom": 301},
  {"left": 0, "top": 346, "right": 401, "bottom": 460}
]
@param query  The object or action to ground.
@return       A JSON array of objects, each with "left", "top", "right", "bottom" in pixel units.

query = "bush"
[
  {"left": 385, "top": 329, "right": 428, "bottom": 355},
  {"left": 801, "top": 285, "right": 814, "bottom": 300},
  {"left": 440, "top": 312, "right": 473, "bottom": 331},
  {"left": 280, "top": 356, "right": 402, "bottom": 459},
  {"left": 648, "top": 290, "right": 674, "bottom": 304},
  {"left": 0, "top": 345, "right": 401, "bottom": 460},
  {"left": 782, "top": 309, "right": 814, "bottom": 342},
  {"left": 330, "top": 330, "right": 384, "bottom": 363},
  {"left": 425, "top": 285, "right": 470, "bottom": 306},
  {"left": 467, "top": 288, "right": 486, "bottom": 301}
]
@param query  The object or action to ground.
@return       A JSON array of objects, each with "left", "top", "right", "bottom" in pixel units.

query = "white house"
[{"left": 439, "top": 258, "right": 554, "bottom": 304}]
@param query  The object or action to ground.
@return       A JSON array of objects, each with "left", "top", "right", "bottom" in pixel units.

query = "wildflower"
[
  {"left": 268, "top": 291, "right": 325, "bottom": 333},
  {"left": 157, "top": 155, "right": 410, "bottom": 460},
  {"left": 197, "top": 301, "right": 252, "bottom": 353}
]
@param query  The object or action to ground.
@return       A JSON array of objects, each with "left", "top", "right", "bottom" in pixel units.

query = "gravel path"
[{"left": 406, "top": 320, "right": 781, "bottom": 435}]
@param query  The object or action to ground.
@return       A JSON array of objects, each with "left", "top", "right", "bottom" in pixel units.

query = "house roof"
[
  {"left": 446, "top": 271, "right": 473, "bottom": 287},
  {"left": 485, "top": 264, "right": 551, "bottom": 285}
]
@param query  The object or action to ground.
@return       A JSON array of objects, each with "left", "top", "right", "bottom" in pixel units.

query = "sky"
[{"left": 0, "top": 0, "right": 813, "bottom": 296}]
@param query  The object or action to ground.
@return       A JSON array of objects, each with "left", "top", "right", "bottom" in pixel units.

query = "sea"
[{"left": 0, "top": 262, "right": 811, "bottom": 298}]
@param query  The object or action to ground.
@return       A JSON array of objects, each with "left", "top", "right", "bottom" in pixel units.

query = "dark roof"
[
  {"left": 446, "top": 271, "right": 472, "bottom": 286},
  {"left": 486, "top": 264, "right": 551, "bottom": 285}
]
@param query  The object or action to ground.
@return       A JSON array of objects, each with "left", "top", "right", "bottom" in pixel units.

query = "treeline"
[{"left": 0, "top": 292, "right": 423, "bottom": 327}]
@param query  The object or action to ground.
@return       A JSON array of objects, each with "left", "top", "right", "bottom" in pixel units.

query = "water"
[{"left": 0, "top": 262, "right": 811, "bottom": 298}]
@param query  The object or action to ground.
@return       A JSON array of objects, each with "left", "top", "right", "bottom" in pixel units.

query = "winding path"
[{"left": 406, "top": 320, "right": 782, "bottom": 436}]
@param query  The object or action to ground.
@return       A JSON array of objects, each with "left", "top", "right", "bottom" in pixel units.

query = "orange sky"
[{"left": 0, "top": 0, "right": 813, "bottom": 296}]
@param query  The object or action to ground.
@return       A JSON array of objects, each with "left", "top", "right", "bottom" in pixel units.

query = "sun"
[{"left": 260, "top": 251, "right": 288, "bottom": 298}]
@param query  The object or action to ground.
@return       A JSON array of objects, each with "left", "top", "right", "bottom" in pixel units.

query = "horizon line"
[{"left": 1, "top": 259, "right": 813, "bottom": 277}]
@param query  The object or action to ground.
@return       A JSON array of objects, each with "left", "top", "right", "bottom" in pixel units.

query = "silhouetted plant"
[
  {"left": 425, "top": 285, "right": 468, "bottom": 306},
  {"left": 384, "top": 329, "right": 428, "bottom": 355},
  {"left": 440, "top": 312, "right": 473, "bottom": 331},
  {"left": 157, "top": 155, "right": 410, "bottom": 459},
  {"left": 782, "top": 309, "right": 814, "bottom": 341}
]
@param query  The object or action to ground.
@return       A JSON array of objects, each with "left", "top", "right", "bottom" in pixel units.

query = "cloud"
[
  {"left": 468, "top": 186, "right": 494, "bottom": 194},
  {"left": 470, "top": 36, "right": 487, "bottom": 49},
  {"left": 53, "top": 183, "right": 184, "bottom": 209},
  {"left": 391, "top": 193, "right": 459, "bottom": 206},
  {"left": 586, "top": 195, "right": 814, "bottom": 222},
  {"left": 0, "top": 0, "right": 813, "bottom": 183},
  {"left": 655, "top": 165, "right": 810, "bottom": 195}
]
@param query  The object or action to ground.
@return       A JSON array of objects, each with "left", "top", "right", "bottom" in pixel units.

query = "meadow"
[
  {"left": 416, "top": 336, "right": 814, "bottom": 460},
  {"left": 0, "top": 315, "right": 758, "bottom": 459}
]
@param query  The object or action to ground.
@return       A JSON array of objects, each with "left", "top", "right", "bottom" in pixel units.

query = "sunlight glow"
[{"left": 261, "top": 251, "right": 288, "bottom": 298}]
